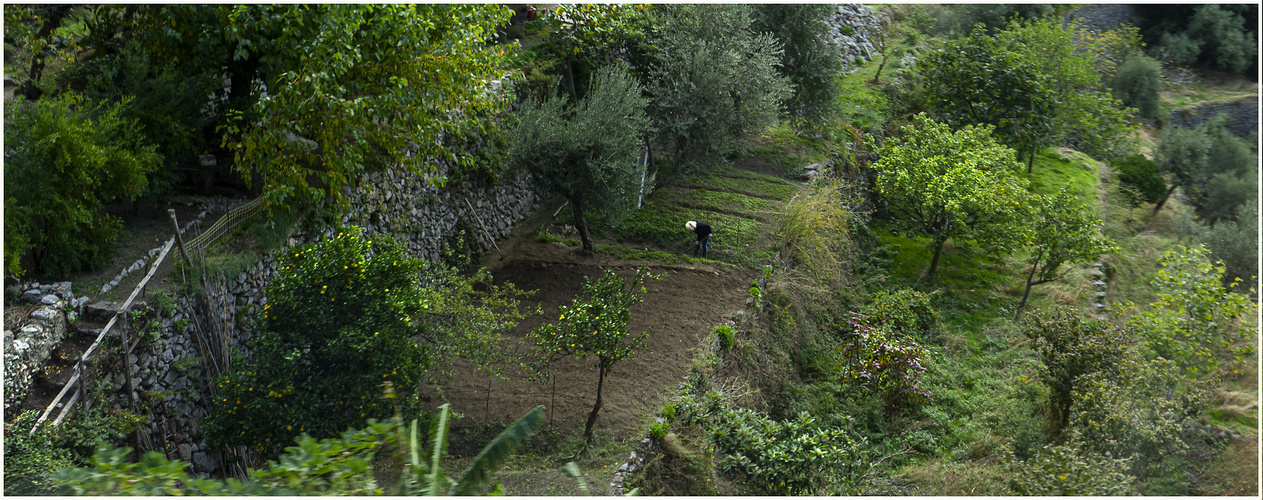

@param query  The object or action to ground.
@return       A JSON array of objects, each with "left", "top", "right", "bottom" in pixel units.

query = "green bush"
[
  {"left": 1006, "top": 443, "right": 1134, "bottom": 495},
  {"left": 1022, "top": 308, "right": 1132, "bottom": 433},
  {"left": 859, "top": 288, "right": 939, "bottom": 338},
  {"left": 709, "top": 409, "right": 870, "bottom": 495},
  {"left": 204, "top": 227, "right": 528, "bottom": 455},
  {"left": 1069, "top": 357, "right": 1207, "bottom": 478},
  {"left": 1110, "top": 154, "right": 1167, "bottom": 206},
  {"left": 1109, "top": 56, "right": 1162, "bottom": 121},
  {"left": 836, "top": 313, "right": 932, "bottom": 412},
  {"left": 713, "top": 325, "right": 736, "bottom": 350},
  {"left": 4, "top": 92, "right": 160, "bottom": 278}
]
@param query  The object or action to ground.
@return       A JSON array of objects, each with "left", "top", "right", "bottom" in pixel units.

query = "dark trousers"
[{"left": 694, "top": 234, "right": 710, "bottom": 256}]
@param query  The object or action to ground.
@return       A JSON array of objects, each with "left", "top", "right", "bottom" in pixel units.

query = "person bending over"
[{"left": 685, "top": 220, "right": 712, "bottom": 257}]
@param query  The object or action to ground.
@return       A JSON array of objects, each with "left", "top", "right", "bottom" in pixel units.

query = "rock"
[
  {"left": 192, "top": 451, "right": 217, "bottom": 473},
  {"left": 100, "top": 284, "right": 113, "bottom": 294},
  {"left": 179, "top": 443, "right": 194, "bottom": 461},
  {"left": 164, "top": 370, "right": 179, "bottom": 385},
  {"left": 1090, "top": 280, "right": 1106, "bottom": 287},
  {"left": 22, "top": 289, "right": 43, "bottom": 302}
]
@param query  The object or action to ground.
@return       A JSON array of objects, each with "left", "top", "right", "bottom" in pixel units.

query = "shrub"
[
  {"left": 204, "top": 227, "right": 528, "bottom": 455},
  {"left": 710, "top": 409, "right": 870, "bottom": 495},
  {"left": 4, "top": 92, "right": 160, "bottom": 278},
  {"left": 1109, "top": 56, "right": 1162, "bottom": 121},
  {"left": 859, "top": 288, "right": 939, "bottom": 337},
  {"left": 1006, "top": 443, "right": 1134, "bottom": 495},
  {"left": 1110, "top": 154, "right": 1167, "bottom": 206},
  {"left": 835, "top": 313, "right": 932, "bottom": 412},
  {"left": 1021, "top": 308, "right": 1131, "bottom": 432},
  {"left": 713, "top": 325, "right": 736, "bottom": 350},
  {"left": 1069, "top": 357, "right": 1208, "bottom": 477}
]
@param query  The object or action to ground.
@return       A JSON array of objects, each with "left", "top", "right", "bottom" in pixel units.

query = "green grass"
[
  {"left": 1022, "top": 149, "right": 1099, "bottom": 205},
  {"left": 650, "top": 187, "right": 779, "bottom": 221},
  {"left": 746, "top": 123, "right": 837, "bottom": 174},
  {"left": 675, "top": 174, "right": 798, "bottom": 201}
]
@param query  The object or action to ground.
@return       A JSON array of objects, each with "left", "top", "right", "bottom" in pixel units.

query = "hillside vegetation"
[{"left": 5, "top": 4, "right": 1256, "bottom": 496}]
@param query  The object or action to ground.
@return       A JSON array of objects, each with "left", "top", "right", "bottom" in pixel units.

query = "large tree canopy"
[
  {"left": 873, "top": 114, "right": 1029, "bottom": 281},
  {"left": 920, "top": 19, "right": 1135, "bottom": 171}
]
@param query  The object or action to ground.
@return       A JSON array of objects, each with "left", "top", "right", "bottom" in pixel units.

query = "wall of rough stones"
[
  {"left": 1167, "top": 96, "right": 1260, "bottom": 138},
  {"left": 124, "top": 163, "right": 537, "bottom": 476},
  {"left": 825, "top": 4, "right": 886, "bottom": 67},
  {"left": 3, "top": 282, "right": 80, "bottom": 410}
]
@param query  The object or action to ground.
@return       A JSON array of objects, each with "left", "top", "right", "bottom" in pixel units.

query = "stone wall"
[
  {"left": 1167, "top": 96, "right": 1260, "bottom": 138},
  {"left": 1065, "top": 4, "right": 1136, "bottom": 33},
  {"left": 3, "top": 282, "right": 82, "bottom": 410},
  {"left": 826, "top": 4, "right": 886, "bottom": 67},
  {"left": 92, "top": 162, "right": 540, "bottom": 476}
]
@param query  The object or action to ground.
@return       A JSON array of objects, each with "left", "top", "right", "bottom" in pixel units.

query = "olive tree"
[
  {"left": 873, "top": 114, "right": 1029, "bottom": 281},
  {"left": 646, "top": 4, "right": 791, "bottom": 181},
  {"left": 751, "top": 4, "right": 843, "bottom": 128},
  {"left": 507, "top": 64, "right": 650, "bottom": 254}
]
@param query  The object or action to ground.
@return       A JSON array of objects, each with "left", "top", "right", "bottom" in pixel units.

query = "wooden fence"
[
  {"left": 30, "top": 197, "right": 264, "bottom": 433},
  {"left": 185, "top": 197, "right": 264, "bottom": 254}
]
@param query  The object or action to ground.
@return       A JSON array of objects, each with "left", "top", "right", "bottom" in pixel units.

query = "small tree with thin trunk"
[
  {"left": 508, "top": 64, "right": 650, "bottom": 254},
  {"left": 528, "top": 267, "right": 663, "bottom": 448},
  {"left": 1013, "top": 187, "right": 1117, "bottom": 320},
  {"left": 873, "top": 113, "right": 1029, "bottom": 281}
]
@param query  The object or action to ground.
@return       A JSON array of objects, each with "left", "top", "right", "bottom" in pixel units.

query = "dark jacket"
[{"left": 693, "top": 222, "right": 712, "bottom": 240}]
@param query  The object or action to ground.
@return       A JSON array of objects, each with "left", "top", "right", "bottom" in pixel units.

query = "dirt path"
[{"left": 424, "top": 230, "right": 753, "bottom": 441}]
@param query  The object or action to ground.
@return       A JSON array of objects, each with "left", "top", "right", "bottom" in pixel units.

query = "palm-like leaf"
[
  {"left": 452, "top": 405, "right": 545, "bottom": 495},
  {"left": 424, "top": 404, "right": 452, "bottom": 495}
]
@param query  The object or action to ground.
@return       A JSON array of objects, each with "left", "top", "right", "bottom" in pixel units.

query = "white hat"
[{"left": 685, "top": 221, "right": 697, "bottom": 231}]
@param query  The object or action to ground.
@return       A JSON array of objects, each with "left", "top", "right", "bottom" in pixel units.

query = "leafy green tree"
[
  {"left": 1109, "top": 56, "right": 1162, "bottom": 121},
  {"left": 872, "top": 114, "right": 1029, "bottom": 281},
  {"left": 2, "top": 5, "right": 80, "bottom": 100},
  {"left": 710, "top": 410, "right": 870, "bottom": 495},
  {"left": 1022, "top": 308, "right": 1132, "bottom": 432},
  {"left": 507, "top": 64, "right": 650, "bottom": 254},
  {"left": 919, "top": 25, "right": 1055, "bottom": 173},
  {"left": 1185, "top": 4, "right": 1258, "bottom": 74},
  {"left": 535, "top": 4, "right": 657, "bottom": 102},
  {"left": 1070, "top": 357, "right": 1208, "bottom": 477},
  {"left": 4, "top": 93, "right": 160, "bottom": 278},
  {"left": 1110, "top": 154, "right": 1167, "bottom": 207},
  {"left": 204, "top": 227, "right": 527, "bottom": 455},
  {"left": 1194, "top": 116, "right": 1259, "bottom": 225},
  {"left": 1140, "top": 4, "right": 1258, "bottom": 75},
  {"left": 529, "top": 267, "right": 663, "bottom": 444},
  {"left": 216, "top": 4, "right": 514, "bottom": 208},
  {"left": 56, "top": 405, "right": 548, "bottom": 495},
  {"left": 646, "top": 4, "right": 791, "bottom": 180},
  {"left": 921, "top": 20, "right": 1135, "bottom": 172},
  {"left": 1013, "top": 188, "right": 1117, "bottom": 320},
  {"left": 1204, "top": 199, "right": 1259, "bottom": 287},
  {"left": 1124, "top": 245, "right": 1256, "bottom": 377},
  {"left": 751, "top": 4, "right": 844, "bottom": 128},
  {"left": 1151, "top": 124, "right": 1210, "bottom": 213}
]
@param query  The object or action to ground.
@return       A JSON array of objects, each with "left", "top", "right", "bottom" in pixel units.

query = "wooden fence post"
[{"left": 169, "top": 209, "right": 192, "bottom": 266}]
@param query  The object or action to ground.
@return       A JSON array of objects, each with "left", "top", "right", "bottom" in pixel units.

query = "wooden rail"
[
  {"left": 185, "top": 197, "right": 264, "bottom": 254},
  {"left": 32, "top": 239, "right": 174, "bottom": 432},
  {"left": 31, "top": 197, "right": 262, "bottom": 433}
]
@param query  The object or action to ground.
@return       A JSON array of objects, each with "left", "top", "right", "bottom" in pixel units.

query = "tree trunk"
[
  {"left": 925, "top": 241, "right": 944, "bottom": 282},
  {"left": 1026, "top": 149, "right": 1036, "bottom": 174},
  {"left": 571, "top": 196, "right": 594, "bottom": 255},
  {"left": 20, "top": 5, "right": 74, "bottom": 100},
  {"left": 582, "top": 364, "right": 607, "bottom": 444},
  {"left": 1153, "top": 184, "right": 1178, "bottom": 213},
  {"left": 1014, "top": 260, "right": 1041, "bottom": 321}
]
